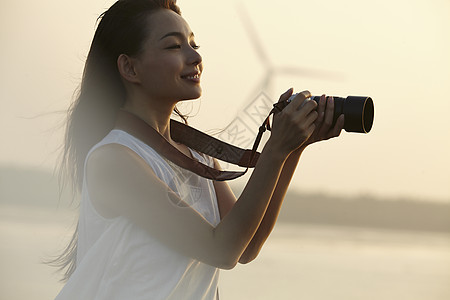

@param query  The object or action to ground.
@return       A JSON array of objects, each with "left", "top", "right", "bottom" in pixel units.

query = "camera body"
[{"left": 286, "top": 93, "right": 374, "bottom": 133}]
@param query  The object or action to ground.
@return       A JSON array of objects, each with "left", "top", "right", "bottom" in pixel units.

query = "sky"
[{"left": 1, "top": 0, "right": 449, "bottom": 202}]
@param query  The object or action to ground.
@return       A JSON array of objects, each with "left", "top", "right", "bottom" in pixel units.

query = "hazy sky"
[{"left": 1, "top": 0, "right": 449, "bottom": 202}]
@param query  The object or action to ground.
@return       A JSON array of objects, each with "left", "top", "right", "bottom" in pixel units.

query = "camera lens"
[{"left": 311, "top": 96, "right": 374, "bottom": 133}]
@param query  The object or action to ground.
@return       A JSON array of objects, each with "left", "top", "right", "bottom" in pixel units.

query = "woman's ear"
[{"left": 117, "top": 54, "right": 140, "bottom": 84}]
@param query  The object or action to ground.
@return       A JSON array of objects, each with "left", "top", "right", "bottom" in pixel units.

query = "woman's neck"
[{"left": 122, "top": 99, "right": 176, "bottom": 142}]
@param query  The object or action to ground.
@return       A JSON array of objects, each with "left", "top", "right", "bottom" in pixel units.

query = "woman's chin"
[{"left": 181, "top": 90, "right": 202, "bottom": 101}]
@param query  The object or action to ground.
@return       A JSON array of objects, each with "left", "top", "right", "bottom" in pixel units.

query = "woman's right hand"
[{"left": 268, "top": 88, "right": 318, "bottom": 156}]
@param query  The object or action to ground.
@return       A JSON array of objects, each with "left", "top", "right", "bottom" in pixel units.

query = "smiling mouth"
[
  {"left": 182, "top": 74, "right": 200, "bottom": 80},
  {"left": 181, "top": 73, "right": 201, "bottom": 83}
]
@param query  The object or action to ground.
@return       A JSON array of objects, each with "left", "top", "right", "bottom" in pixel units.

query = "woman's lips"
[{"left": 181, "top": 72, "right": 201, "bottom": 83}]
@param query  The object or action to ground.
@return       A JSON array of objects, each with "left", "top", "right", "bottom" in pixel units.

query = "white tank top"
[{"left": 55, "top": 129, "right": 221, "bottom": 300}]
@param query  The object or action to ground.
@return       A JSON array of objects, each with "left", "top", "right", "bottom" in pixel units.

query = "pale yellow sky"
[{"left": 1, "top": 0, "right": 449, "bottom": 201}]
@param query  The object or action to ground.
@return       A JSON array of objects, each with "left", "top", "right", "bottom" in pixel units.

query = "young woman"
[{"left": 54, "top": 0, "right": 344, "bottom": 299}]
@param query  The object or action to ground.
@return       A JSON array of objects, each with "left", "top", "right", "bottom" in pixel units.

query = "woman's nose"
[{"left": 187, "top": 47, "right": 202, "bottom": 66}]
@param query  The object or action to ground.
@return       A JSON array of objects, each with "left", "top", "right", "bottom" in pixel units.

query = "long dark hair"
[{"left": 52, "top": 0, "right": 184, "bottom": 281}]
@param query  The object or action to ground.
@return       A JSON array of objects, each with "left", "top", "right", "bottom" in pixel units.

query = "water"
[
  {"left": 1, "top": 204, "right": 449, "bottom": 300},
  {"left": 221, "top": 224, "right": 450, "bottom": 300}
]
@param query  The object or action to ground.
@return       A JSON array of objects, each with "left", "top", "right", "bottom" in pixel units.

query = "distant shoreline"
[{"left": 2, "top": 165, "right": 449, "bottom": 233}]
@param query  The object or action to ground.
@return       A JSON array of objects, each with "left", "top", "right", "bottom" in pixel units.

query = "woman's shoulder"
[
  {"left": 86, "top": 131, "right": 172, "bottom": 184},
  {"left": 85, "top": 139, "right": 179, "bottom": 219},
  {"left": 86, "top": 128, "right": 159, "bottom": 179},
  {"left": 97, "top": 129, "right": 139, "bottom": 146},
  {"left": 89, "top": 129, "right": 162, "bottom": 163},
  {"left": 88, "top": 143, "right": 145, "bottom": 174}
]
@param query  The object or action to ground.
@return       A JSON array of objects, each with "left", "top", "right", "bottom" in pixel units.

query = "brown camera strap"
[{"left": 114, "top": 109, "right": 276, "bottom": 181}]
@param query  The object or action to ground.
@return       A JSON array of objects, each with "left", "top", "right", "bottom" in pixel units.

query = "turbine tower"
[{"left": 217, "top": 3, "right": 340, "bottom": 152}]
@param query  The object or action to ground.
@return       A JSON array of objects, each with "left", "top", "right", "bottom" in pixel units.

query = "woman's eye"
[{"left": 165, "top": 44, "right": 200, "bottom": 50}]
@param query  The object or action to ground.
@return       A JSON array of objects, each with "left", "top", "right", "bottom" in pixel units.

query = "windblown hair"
[{"left": 52, "top": 0, "right": 184, "bottom": 281}]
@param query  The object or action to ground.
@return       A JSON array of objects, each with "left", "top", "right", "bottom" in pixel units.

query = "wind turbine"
[
  {"left": 217, "top": 3, "right": 341, "bottom": 152},
  {"left": 236, "top": 2, "right": 340, "bottom": 98}
]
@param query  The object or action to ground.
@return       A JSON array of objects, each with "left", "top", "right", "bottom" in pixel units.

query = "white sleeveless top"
[{"left": 55, "top": 130, "right": 221, "bottom": 300}]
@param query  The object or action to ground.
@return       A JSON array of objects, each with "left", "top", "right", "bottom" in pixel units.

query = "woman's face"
[{"left": 132, "top": 9, "right": 203, "bottom": 103}]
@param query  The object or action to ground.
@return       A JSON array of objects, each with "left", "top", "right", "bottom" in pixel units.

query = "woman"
[{"left": 54, "top": 0, "right": 344, "bottom": 299}]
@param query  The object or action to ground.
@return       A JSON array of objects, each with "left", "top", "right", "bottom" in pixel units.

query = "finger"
[
  {"left": 278, "top": 88, "right": 294, "bottom": 103},
  {"left": 315, "top": 94, "right": 326, "bottom": 124},
  {"left": 291, "top": 100, "right": 318, "bottom": 125},
  {"left": 284, "top": 90, "right": 312, "bottom": 113},
  {"left": 272, "top": 88, "right": 294, "bottom": 113},
  {"left": 306, "top": 110, "right": 319, "bottom": 126},
  {"left": 322, "top": 96, "right": 335, "bottom": 130},
  {"left": 330, "top": 114, "right": 345, "bottom": 137}
]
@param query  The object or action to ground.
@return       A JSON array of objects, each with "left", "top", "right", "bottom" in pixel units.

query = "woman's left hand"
[{"left": 303, "top": 94, "right": 345, "bottom": 147}]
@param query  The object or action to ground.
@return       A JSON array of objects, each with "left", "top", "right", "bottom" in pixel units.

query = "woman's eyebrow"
[{"left": 159, "top": 31, "right": 195, "bottom": 41}]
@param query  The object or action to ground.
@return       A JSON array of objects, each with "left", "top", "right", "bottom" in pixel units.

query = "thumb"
[
  {"left": 272, "top": 88, "right": 294, "bottom": 114},
  {"left": 278, "top": 87, "right": 294, "bottom": 103}
]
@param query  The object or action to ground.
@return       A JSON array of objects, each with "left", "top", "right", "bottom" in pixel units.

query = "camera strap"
[{"left": 114, "top": 105, "right": 282, "bottom": 181}]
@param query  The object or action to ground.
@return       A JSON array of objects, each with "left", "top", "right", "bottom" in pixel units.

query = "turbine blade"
[
  {"left": 236, "top": 3, "right": 272, "bottom": 69},
  {"left": 276, "top": 66, "right": 345, "bottom": 81}
]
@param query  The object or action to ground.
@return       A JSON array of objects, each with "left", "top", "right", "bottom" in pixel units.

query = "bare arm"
[
  {"left": 240, "top": 94, "right": 345, "bottom": 262},
  {"left": 87, "top": 90, "right": 317, "bottom": 270},
  {"left": 88, "top": 139, "right": 286, "bottom": 269},
  {"left": 238, "top": 146, "right": 303, "bottom": 263},
  {"left": 214, "top": 93, "right": 345, "bottom": 264},
  {"left": 213, "top": 146, "right": 304, "bottom": 264}
]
